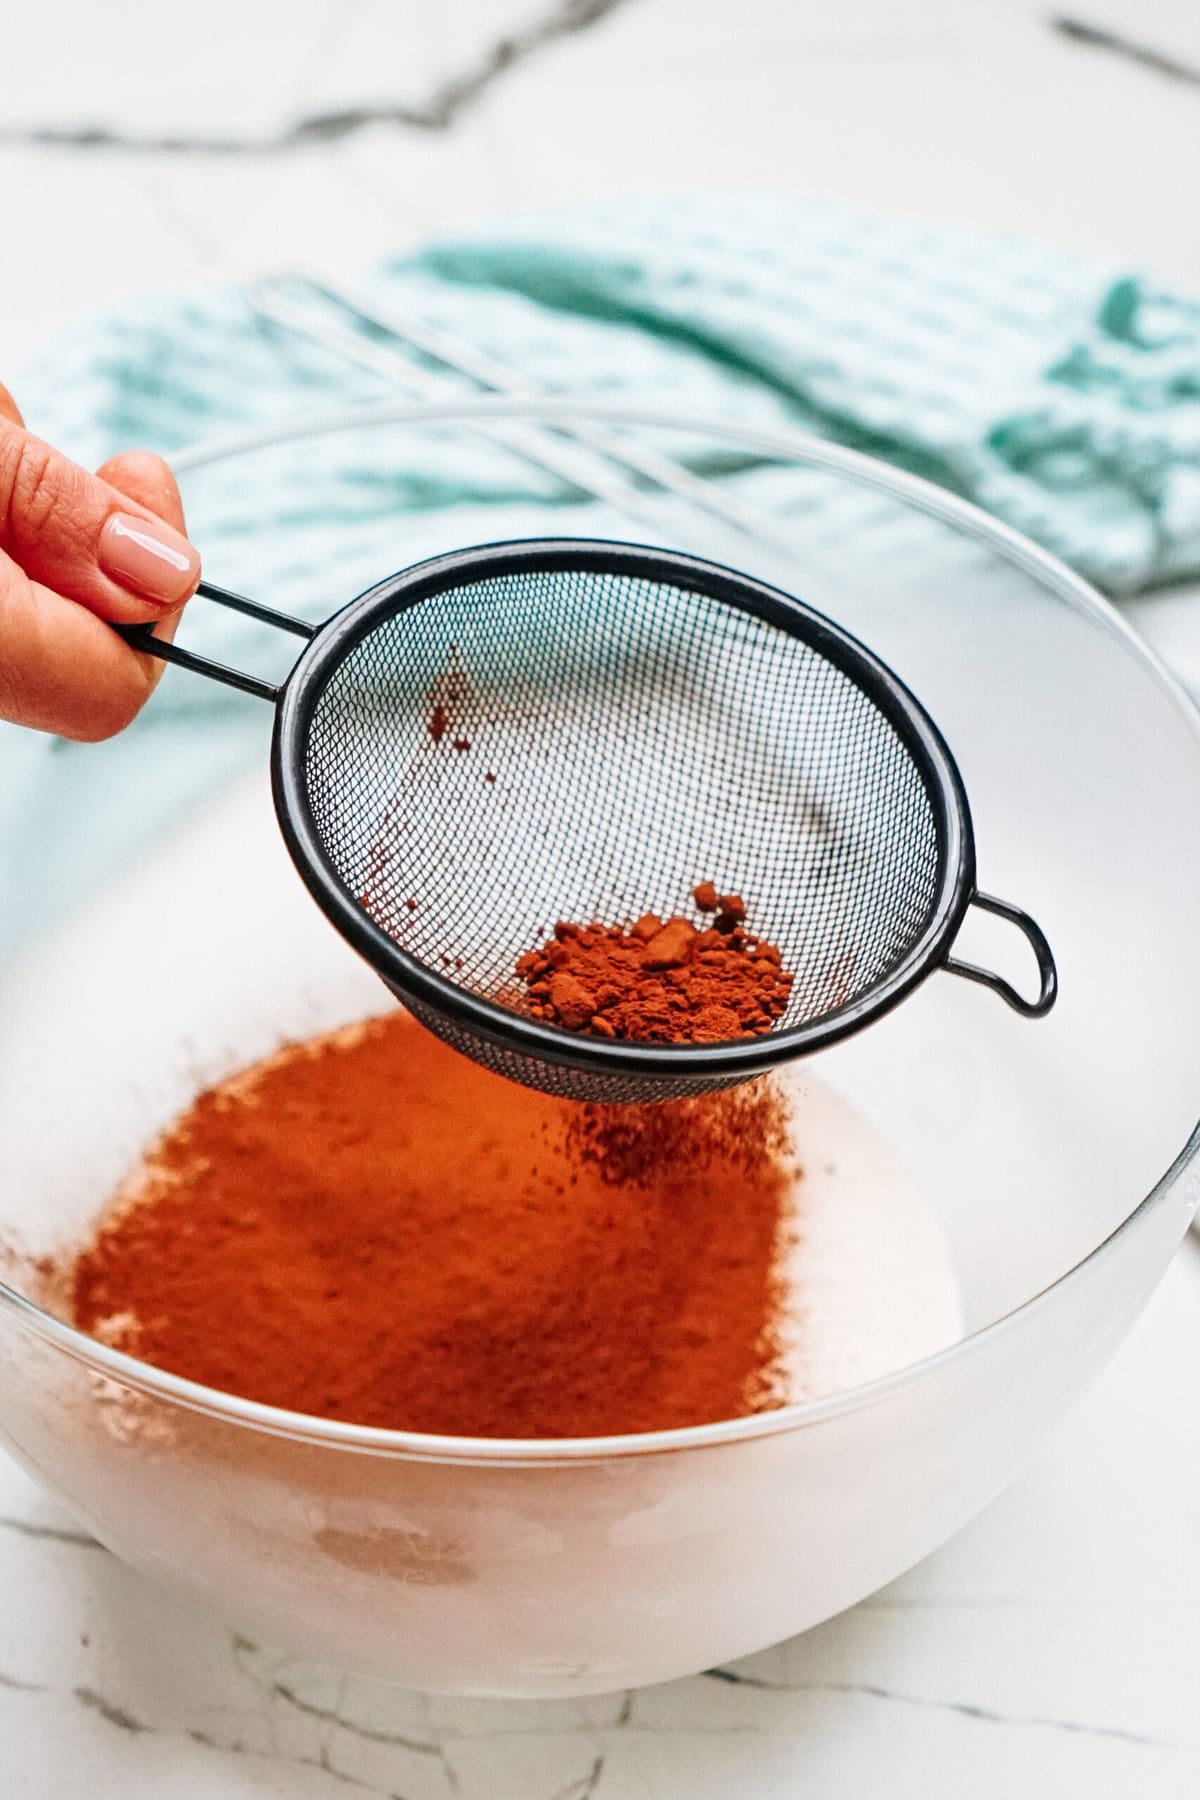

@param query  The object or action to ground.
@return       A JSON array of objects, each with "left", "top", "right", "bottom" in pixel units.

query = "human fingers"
[
  {"left": 0, "top": 383, "right": 24, "bottom": 427},
  {"left": 0, "top": 549, "right": 160, "bottom": 740},
  {"left": 97, "top": 448, "right": 194, "bottom": 686},
  {"left": 0, "top": 421, "right": 200, "bottom": 625}
]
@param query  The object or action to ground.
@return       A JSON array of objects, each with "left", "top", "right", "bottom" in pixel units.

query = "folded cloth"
[{"left": 4, "top": 196, "right": 1198, "bottom": 960}]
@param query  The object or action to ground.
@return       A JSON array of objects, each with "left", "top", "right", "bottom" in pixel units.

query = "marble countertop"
[
  {"left": 2, "top": 1, "right": 1199, "bottom": 1793},
  {"left": 4, "top": 0, "right": 1200, "bottom": 351}
]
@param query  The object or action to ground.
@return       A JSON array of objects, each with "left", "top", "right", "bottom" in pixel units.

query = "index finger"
[
  {"left": 0, "top": 421, "right": 200, "bottom": 624},
  {"left": 98, "top": 450, "right": 187, "bottom": 535}
]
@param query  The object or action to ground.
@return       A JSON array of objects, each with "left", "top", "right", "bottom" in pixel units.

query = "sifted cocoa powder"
[{"left": 67, "top": 1012, "right": 796, "bottom": 1439}]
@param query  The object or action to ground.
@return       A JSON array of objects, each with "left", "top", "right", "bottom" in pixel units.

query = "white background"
[{"left": 1, "top": 2, "right": 1198, "bottom": 1795}]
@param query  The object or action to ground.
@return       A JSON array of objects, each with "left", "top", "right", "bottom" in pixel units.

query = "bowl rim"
[{"left": 3, "top": 396, "right": 1198, "bottom": 1466}]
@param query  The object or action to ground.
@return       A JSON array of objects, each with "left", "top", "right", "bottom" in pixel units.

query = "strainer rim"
[{"left": 271, "top": 538, "right": 975, "bottom": 1078}]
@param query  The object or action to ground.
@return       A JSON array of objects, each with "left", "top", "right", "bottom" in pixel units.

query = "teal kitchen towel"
[{"left": 4, "top": 195, "right": 1199, "bottom": 958}]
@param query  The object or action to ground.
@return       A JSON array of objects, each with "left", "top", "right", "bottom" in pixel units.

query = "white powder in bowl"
[{"left": 773, "top": 1073, "right": 963, "bottom": 1403}]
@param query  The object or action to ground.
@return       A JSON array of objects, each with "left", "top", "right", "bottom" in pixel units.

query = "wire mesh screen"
[{"left": 299, "top": 559, "right": 944, "bottom": 1101}]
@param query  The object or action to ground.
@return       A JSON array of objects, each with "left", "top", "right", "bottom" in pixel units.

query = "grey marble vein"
[
  {"left": 0, "top": 1640, "right": 1178, "bottom": 1798},
  {"left": 187, "top": 1730, "right": 414, "bottom": 1799},
  {"left": 1053, "top": 16, "right": 1200, "bottom": 87},
  {"left": 0, "top": 1670, "right": 43, "bottom": 1693},
  {"left": 227, "top": 1640, "right": 460, "bottom": 1795},
  {"left": 0, "top": 0, "right": 640, "bottom": 154},
  {"left": 72, "top": 1680, "right": 419, "bottom": 1799},
  {"left": 0, "top": 1514, "right": 103, "bottom": 1550},
  {"left": 550, "top": 1751, "right": 606, "bottom": 1800},
  {"left": 439, "top": 1744, "right": 462, "bottom": 1797},
  {"left": 702, "top": 1669, "right": 1171, "bottom": 1749},
  {"left": 73, "top": 1686, "right": 148, "bottom": 1734},
  {"left": 268, "top": 1678, "right": 444, "bottom": 1756}
]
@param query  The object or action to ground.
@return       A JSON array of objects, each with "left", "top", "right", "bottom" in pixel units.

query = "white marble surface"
[
  {"left": 4, "top": 0, "right": 1200, "bottom": 360},
  {"left": 2, "top": 1, "right": 1200, "bottom": 1792}
]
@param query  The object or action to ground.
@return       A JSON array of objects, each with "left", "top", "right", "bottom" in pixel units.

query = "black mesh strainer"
[{"left": 124, "top": 539, "right": 1056, "bottom": 1103}]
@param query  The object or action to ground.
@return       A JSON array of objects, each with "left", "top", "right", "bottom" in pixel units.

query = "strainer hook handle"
[
  {"left": 944, "top": 892, "right": 1057, "bottom": 1018},
  {"left": 117, "top": 581, "right": 314, "bottom": 703}
]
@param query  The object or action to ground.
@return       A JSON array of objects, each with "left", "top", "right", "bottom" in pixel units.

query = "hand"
[{"left": 0, "top": 381, "right": 200, "bottom": 741}]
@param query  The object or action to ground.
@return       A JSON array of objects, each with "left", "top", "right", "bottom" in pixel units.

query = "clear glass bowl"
[{"left": 0, "top": 404, "right": 1196, "bottom": 1697}]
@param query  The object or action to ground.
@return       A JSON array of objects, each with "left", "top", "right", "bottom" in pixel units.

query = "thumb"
[{"left": 0, "top": 421, "right": 200, "bottom": 625}]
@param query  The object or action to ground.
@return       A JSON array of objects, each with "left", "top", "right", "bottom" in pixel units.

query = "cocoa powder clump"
[{"left": 515, "top": 885, "right": 793, "bottom": 1043}]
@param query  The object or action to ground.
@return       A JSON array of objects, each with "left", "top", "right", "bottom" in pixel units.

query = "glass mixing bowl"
[{"left": 0, "top": 404, "right": 1196, "bottom": 1698}]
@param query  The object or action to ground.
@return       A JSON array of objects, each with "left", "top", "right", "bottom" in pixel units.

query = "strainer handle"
[
  {"left": 944, "top": 892, "right": 1057, "bottom": 1018},
  {"left": 117, "top": 581, "right": 314, "bottom": 703}
]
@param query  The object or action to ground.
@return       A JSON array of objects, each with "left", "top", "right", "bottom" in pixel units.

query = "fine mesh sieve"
[{"left": 124, "top": 539, "right": 1056, "bottom": 1103}]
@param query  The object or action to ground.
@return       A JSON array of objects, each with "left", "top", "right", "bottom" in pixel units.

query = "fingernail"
[{"left": 99, "top": 512, "right": 200, "bottom": 606}]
